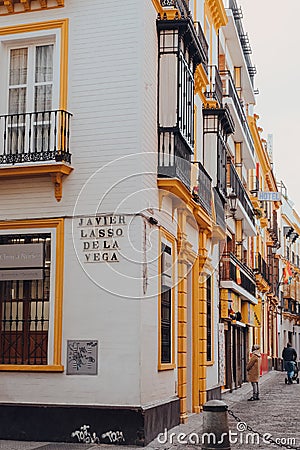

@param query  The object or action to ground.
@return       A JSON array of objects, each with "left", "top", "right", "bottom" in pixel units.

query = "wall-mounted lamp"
[
  {"left": 226, "top": 191, "right": 237, "bottom": 219},
  {"left": 290, "top": 232, "right": 299, "bottom": 243},
  {"left": 284, "top": 226, "right": 294, "bottom": 238}
]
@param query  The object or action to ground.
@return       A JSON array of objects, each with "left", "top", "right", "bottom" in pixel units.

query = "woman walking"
[{"left": 246, "top": 344, "right": 261, "bottom": 401}]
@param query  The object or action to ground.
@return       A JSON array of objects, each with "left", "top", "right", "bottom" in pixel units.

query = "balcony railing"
[
  {"left": 158, "top": 128, "right": 192, "bottom": 189},
  {"left": 228, "top": 161, "right": 255, "bottom": 226},
  {"left": 192, "top": 161, "right": 212, "bottom": 215},
  {"left": 268, "top": 210, "right": 279, "bottom": 245},
  {"left": 0, "top": 110, "right": 72, "bottom": 165},
  {"left": 283, "top": 284, "right": 297, "bottom": 301},
  {"left": 253, "top": 253, "right": 270, "bottom": 285},
  {"left": 194, "top": 21, "right": 209, "bottom": 70},
  {"left": 227, "top": 0, "right": 256, "bottom": 84},
  {"left": 160, "top": 0, "right": 190, "bottom": 18},
  {"left": 205, "top": 65, "right": 223, "bottom": 106},
  {"left": 283, "top": 299, "right": 300, "bottom": 316},
  {"left": 221, "top": 251, "right": 256, "bottom": 297},
  {"left": 267, "top": 252, "right": 280, "bottom": 296},
  {"left": 220, "top": 70, "right": 255, "bottom": 155},
  {"left": 213, "top": 187, "right": 226, "bottom": 230}
]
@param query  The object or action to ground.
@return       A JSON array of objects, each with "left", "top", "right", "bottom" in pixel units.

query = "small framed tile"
[{"left": 66, "top": 340, "right": 98, "bottom": 375}]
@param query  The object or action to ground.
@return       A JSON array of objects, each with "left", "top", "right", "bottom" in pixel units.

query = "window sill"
[
  {"left": 0, "top": 365, "right": 64, "bottom": 372},
  {"left": 206, "top": 360, "right": 214, "bottom": 366},
  {"left": 158, "top": 363, "right": 176, "bottom": 371},
  {"left": 0, "top": 163, "right": 73, "bottom": 202}
]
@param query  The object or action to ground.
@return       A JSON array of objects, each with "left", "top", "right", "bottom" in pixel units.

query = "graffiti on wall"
[
  {"left": 67, "top": 340, "right": 98, "bottom": 375},
  {"left": 71, "top": 425, "right": 125, "bottom": 444},
  {"left": 71, "top": 425, "right": 100, "bottom": 443}
]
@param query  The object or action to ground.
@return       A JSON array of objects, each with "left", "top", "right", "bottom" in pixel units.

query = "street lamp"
[{"left": 226, "top": 191, "right": 237, "bottom": 218}]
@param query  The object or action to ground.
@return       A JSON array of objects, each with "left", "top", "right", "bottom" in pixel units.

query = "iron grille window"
[
  {"left": 0, "top": 233, "right": 51, "bottom": 365},
  {"left": 161, "top": 243, "right": 172, "bottom": 364},
  {"left": 206, "top": 277, "right": 212, "bottom": 362}
]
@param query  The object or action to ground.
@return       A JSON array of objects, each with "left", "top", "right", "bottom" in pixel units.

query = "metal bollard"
[{"left": 201, "top": 400, "right": 230, "bottom": 450}]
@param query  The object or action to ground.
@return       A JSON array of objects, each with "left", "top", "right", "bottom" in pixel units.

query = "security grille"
[{"left": 0, "top": 234, "right": 51, "bottom": 365}]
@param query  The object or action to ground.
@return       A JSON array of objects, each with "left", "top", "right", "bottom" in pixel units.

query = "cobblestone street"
[{"left": 0, "top": 371, "right": 299, "bottom": 450}]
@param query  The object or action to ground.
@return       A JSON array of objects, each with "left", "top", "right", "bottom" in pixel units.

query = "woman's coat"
[{"left": 246, "top": 350, "right": 261, "bottom": 383}]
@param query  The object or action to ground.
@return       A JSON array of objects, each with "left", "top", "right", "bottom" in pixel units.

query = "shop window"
[
  {"left": 0, "top": 234, "right": 50, "bottom": 365},
  {"left": 0, "top": 219, "right": 64, "bottom": 371}
]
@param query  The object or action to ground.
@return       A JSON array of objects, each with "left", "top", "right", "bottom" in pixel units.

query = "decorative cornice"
[
  {"left": 195, "top": 65, "right": 209, "bottom": 102},
  {"left": 157, "top": 178, "right": 213, "bottom": 233},
  {"left": 0, "top": 163, "right": 73, "bottom": 202},
  {"left": 205, "top": 0, "right": 228, "bottom": 32},
  {"left": 0, "top": 0, "right": 64, "bottom": 15}
]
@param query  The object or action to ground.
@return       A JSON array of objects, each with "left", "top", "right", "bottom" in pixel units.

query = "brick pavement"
[{"left": 0, "top": 371, "right": 299, "bottom": 450}]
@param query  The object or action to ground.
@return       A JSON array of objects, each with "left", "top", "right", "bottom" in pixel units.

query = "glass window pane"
[
  {"left": 34, "top": 85, "right": 52, "bottom": 112},
  {"left": 35, "top": 45, "right": 53, "bottom": 83},
  {"left": 9, "top": 48, "right": 28, "bottom": 86},
  {"left": 8, "top": 88, "right": 26, "bottom": 114}
]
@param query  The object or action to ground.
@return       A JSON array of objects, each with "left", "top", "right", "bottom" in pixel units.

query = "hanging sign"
[{"left": 257, "top": 191, "right": 281, "bottom": 202}]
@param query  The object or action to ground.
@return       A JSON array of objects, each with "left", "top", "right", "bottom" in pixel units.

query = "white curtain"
[
  {"left": 34, "top": 45, "right": 53, "bottom": 112},
  {"left": 8, "top": 48, "right": 28, "bottom": 115}
]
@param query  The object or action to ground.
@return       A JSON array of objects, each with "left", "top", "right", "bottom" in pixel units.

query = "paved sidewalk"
[{"left": 0, "top": 371, "right": 299, "bottom": 450}]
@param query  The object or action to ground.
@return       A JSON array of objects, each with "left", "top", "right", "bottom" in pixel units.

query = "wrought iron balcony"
[
  {"left": 0, "top": 110, "right": 72, "bottom": 165},
  {"left": 267, "top": 210, "right": 280, "bottom": 247},
  {"left": 220, "top": 70, "right": 255, "bottom": 155},
  {"left": 158, "top": 128, "right": 192, "bottom": 189},
  {"left": 192, "top": 161, "right": 212, "bottom": 215},
  {"left": 266, "top": 252, "right": 280, "bottom": 296},
  {"left": 157, "top": 6, "right": 208, "bottom": 71},
  {"left": 227, "top": 161, "right": 255, "bottom": 226},
  {"left": 253, "top": 253, "right": 270, "bottom": 285},
  {"left": 213, "top": 187, "right": 226, "bottom": 230},
  {"left": 205, "top": 65, "right": 223, "bottom": 106},
  {"left": 283, "top": 299, "right": 300, "bottom": 316},
  {"left": 220, "top": 251, "right": 256, "bottom": 297},
  {"left": 227, "top": 0, "right": 255, "bottom": 85},
  {"left": 194, "top": 21, "right": 209, "bottom": 70},
  {"left": 283, "top": 284, "right": 297, "bottom": 301},
  {"left": 160, "top": 0, "right": 190, "bottom": 18}
]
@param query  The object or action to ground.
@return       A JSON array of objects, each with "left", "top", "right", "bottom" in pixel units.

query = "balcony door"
[{"left": 6, "top": 43, "right": 55, "bottom": 156}]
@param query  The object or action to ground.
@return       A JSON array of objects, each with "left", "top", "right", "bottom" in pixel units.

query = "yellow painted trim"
[
  {"left": 0, "top": 3, "right": 64, "bottom": 16},
  {"left": 0, "top": 19, "right": 68, "bottom": 110},
  {"left": 151, "top": 0, "right": 181, "bottom": 18},
  {"left": 0, "top": 218, "right": 64, "bottom": 370},
  {"left": 158, "top": 179, "right": 212, "bottom": 231},
  {"left": 195, "top": 64, "right": 209, "bottom": 102},
  {"left": 248, "top": 115, "right": 278, "bottom": 194},
  {"left": 158, "top": 178, "right": 191, "bottom": 205},
  {"left": 192, "top": 255, "right": 200, "bottom": 412},
  {"left": 0, "top": 365, "right": 64, "bottom": 372},
  {"left": 205, "top": 273, "right": 214, "bottom": 365},
  {"left": 53, "top": 218, "right": 64, "bottom": 365},
  {"left": 0, "top": 163, "right": 73, "bottom": 202},
  {"left": 205, "top": 0, "right": 227, "bottom": 32},
  {"left": 0, "top": 163, "right": 73, "bottom": 178},
  {"left": 151, "top": 0, "right": 164, "bottom": 15},
  {"left": 158, "top": 228, "right": 176, "bottom": 371}
]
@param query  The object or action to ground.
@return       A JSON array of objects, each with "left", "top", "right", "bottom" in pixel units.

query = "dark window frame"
[
  {"left": 0, "top": 233, "right": 51, "bottom": 365},
  {"left": 206, "top": 276, "right": 212, "bottom": 362}
]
